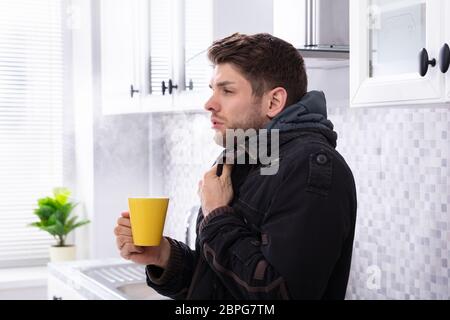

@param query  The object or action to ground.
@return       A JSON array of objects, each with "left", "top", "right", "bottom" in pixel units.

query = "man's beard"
[{"left": 213, "top": 103, "right": 268, "bottom": 148}]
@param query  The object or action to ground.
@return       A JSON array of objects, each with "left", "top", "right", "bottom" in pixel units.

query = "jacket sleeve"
[
  {"left": 145, "top": 237, "right": 198, "bottom": 299},
  {"left": 197, "top": 158, "right": 354, "bottom": 299}
]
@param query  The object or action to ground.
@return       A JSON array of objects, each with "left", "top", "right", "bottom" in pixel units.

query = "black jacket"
[{"left": 146, "top": 91, "right": 357, "bottom": 300}]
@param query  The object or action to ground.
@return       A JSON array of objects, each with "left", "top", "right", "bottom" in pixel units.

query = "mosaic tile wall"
[
  {"left": 331, "top": 105, "right": 450, "bottom": 300},
  {"left": 150, "top": 112, "right": 222, "bottom": 246},
  {"left": 151, "top": 75, "right": 450, "bottom": 300}
]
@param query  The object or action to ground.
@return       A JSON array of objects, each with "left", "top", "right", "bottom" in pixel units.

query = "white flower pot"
[{"left": 49, "top": 246, "right": 76, "bottom": 262}]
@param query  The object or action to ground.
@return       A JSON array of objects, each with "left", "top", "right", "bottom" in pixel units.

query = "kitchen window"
[{"left": 0, "top": 0, "right": 68, "bottom": 267}]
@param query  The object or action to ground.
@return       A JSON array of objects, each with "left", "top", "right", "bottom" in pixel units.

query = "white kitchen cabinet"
[
  {"left": 100, "top": 0, "right": 141, "bottom": 114},
  {"left": 100, "top": 0, "right": 273, "bottom": 114},
  {"left": 100, "top": 0, "right": 172, "bottom": 114},
  {"left": 350, "top": 0, "right": 450, "bottom": 108},
  {"left": 48, "top": 275, "right": 86, "bottom": 300}
]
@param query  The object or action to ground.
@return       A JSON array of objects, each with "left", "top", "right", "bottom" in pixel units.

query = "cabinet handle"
[
  {"left": 439, "top": 44, "right": 450, "bottom": 74},
  {"left": 188, "top": 79, "right": 194, "bottom": 91},
  {"left": 161, "top": 80, "right": 178, "bottom": 95},
  {"left": 168, "top": 79, "right": 178, "bottom": 95},
  {"left": 419, "top": 48, "right": 436, "bottom": 77},
  {"left": 130, "top": 84, "right": 139, "bottom": 98}
]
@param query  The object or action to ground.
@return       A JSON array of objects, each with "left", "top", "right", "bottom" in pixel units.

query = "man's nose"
[{"left": 204, "top": 95, "right": 219, "bottom": 112}]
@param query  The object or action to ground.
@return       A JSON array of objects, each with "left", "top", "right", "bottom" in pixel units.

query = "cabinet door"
[
  {"left": 350, "top": 0, "right": 445, "bottom": 107},
  {"left": 173, "top": 0, "right": 213, "bottom": 111},
  {"left": 100, "top": 0, "right": 140, "bottom": 114},
  {"left": 140, "top": 0, "right": 174, "bottom": 112}
]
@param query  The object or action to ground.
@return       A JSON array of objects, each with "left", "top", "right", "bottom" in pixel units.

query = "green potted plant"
[{"left": 30, "top": 187, "right": 90, "bottom": 262}]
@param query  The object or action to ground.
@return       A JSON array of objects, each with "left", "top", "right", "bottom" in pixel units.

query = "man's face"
[{"left": 204, "top": 63, "right": 268, "bottom": 146}]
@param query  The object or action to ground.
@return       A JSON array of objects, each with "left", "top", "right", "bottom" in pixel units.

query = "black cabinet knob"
[
  {"left": 161, "top": 81, "right": 167, "bottom": 95},
  {"left": 419, "top": 48, "right": 436, "bottom": 77},
  {"left": 130, "top": 84, "right": 139, "bottom": 98},
  {"left": 439, "top": 43, "right": 450, "bottom": 74},
  {"left": 168, "top": 79, "right": 178, "bottom": 95},
  {"left": 187, "top": 79, "right": 194, "bottom": 91}
]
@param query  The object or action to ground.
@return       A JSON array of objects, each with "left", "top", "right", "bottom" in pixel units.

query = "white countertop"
[{"left": 0, "top": 266, "right": 47, "bottom": 290}]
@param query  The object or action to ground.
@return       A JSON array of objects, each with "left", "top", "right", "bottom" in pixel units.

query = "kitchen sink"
[
  {"left": 48, "top": 259, "right": 170, "bottom": 300},
  {"left": 79, "top": 262, "right": 168, "bottom": 300},
  {"left": 116, "top": 283, "right": 158, "bottom": 300}
]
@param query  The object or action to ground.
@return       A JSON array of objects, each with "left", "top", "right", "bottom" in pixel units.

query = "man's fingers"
[
  {"left": 221, "top": 164, "right": 233, "bottom": 177},
  {"left": 114, "top": 225, "right": 132, "bottom": 236},
  {"left": 117, "top": 216, "right": 131, "bottom": 227},
  {"left": 205, "top": 164, "right": 222, "bottom": 177},
  {"left": 117, "top": 213, "right": 140, "bottom": 260},
  {"left": 116, "top": 237, "right": 126, "bottom": 250},
  {"left": 121, "top": 242, "right": 144, "bottom": 257},
  {"left": 127, "top": 243, "right": 144, "bottom": 254},
  {"left": 135, "top": 245, "right": 144, "bottom": 253},
  {"left": 116, "top": 235, "right": 133, "bottom": 250}
]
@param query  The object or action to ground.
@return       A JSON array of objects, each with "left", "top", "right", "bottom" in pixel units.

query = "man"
[{"left": 114, "top": 33, "right": 357, "bottom": 299}]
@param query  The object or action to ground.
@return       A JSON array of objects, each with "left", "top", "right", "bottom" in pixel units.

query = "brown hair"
[{"left": 207, "top": 33, "right": 308, "bottom": 107}]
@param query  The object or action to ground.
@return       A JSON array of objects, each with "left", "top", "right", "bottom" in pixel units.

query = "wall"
[
  {"left": 92, "top": 114, "right": 150, "bottom": 259},
  {"left": 151, "top": 65, "right": 450, "bottom": 299}
]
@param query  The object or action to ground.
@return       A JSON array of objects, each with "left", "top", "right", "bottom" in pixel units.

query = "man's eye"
[{"left": 223, "top": 89, "right": 233, "bottom": 94}]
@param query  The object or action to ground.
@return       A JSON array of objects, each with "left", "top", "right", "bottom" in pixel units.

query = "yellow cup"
[{"left": 128, "top": 197, "right": 169, "bottom": 246}]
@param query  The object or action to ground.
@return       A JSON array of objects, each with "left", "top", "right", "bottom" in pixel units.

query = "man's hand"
[
  {"left": 114, "top": 212, "right": 171, "bottom": 268},
  {"left": 198, "top": 164, "right": 233, "bottom": 217}
]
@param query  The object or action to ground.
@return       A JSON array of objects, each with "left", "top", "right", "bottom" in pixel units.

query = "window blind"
[{"left": 0, "top": 0, "right": 64, "bottom": 267}]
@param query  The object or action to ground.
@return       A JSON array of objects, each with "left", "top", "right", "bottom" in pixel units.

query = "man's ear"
[{"left": 265, "top": 87, "right": 288, "bottom": 119}]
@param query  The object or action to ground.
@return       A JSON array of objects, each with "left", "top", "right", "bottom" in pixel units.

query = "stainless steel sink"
[
  {"left": 117, "top": 283, "right": 159, "bottom": 300},
  {"left": 79, "top": 262, "right": 169, "bottom": 300}
]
